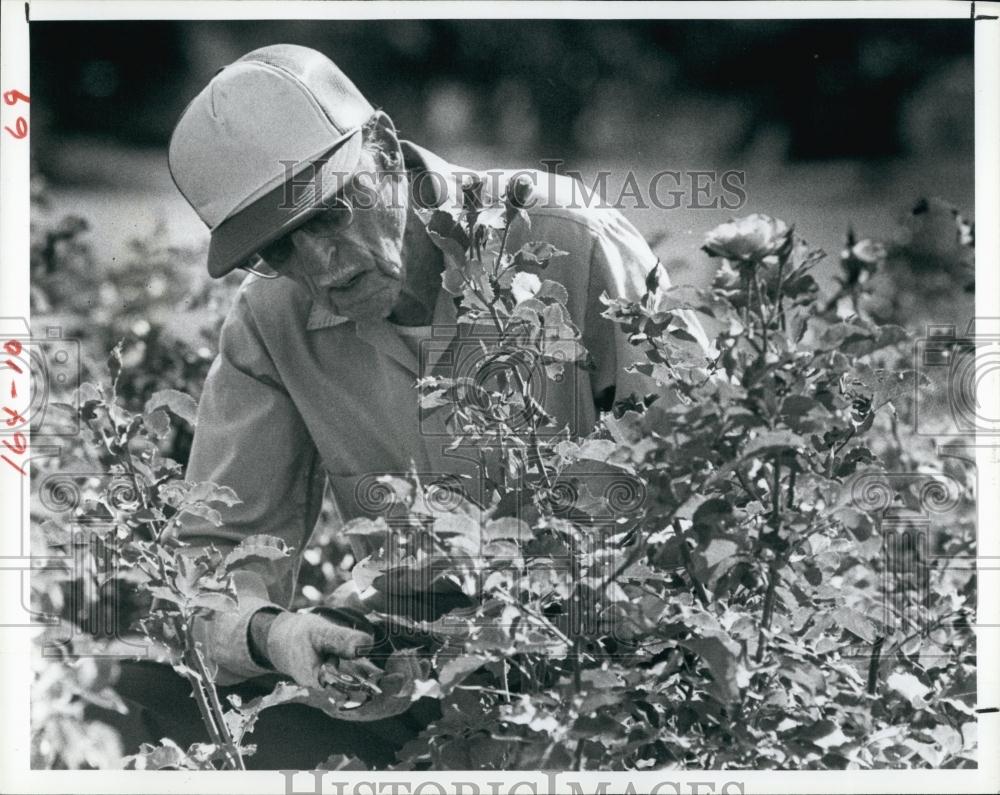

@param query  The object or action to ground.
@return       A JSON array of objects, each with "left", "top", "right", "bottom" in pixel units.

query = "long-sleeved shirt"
[{"left": 180, "top": 142, "right": 711, "bottom": 681}]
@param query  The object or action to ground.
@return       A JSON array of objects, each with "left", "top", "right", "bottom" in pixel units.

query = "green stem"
[
  {"left": 755, "top": 458, "right": 783, "bottom": 663},
  {"left": 172, "top": 617, "right": 224, "bottom": 749},
  {"left": 182, "top": 619, "right": 245, "bottom": 770},
  {"left": 773, "top": 257, "right": 786, "bottom": 333},
  {"left": 769, "top": 457, "right": 782, "bottom": 534},
  {"left": 742, "top": 266, "right": 752, "bottom": 330},
  {"left": 755, "top": 561, "right": 780, "bottom": 664},
  {"left": 571, "top": 635, "right": 582, "bottom": 693},
  {"left": 827, "top": 427, "right": 856, "bottom": 478},
  {"left": 510, "top": 362, "right": 552, "bottom": 489},
  {"left": 673, "top": 520, "right": 710, "bottom": 608},
  {"left": 457, "top": 256, "right": 504, "bottom": 336},
  {"left": 495, "top": 218, "right": 513, "bottom": 279},
  {"left": 866, "top": 635, "right": 885, "bottom": 695},
  {"left": 753, "top": 272, "right": 769, "bottom": 354}
]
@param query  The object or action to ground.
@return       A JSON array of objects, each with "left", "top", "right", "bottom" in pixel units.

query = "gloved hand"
[
  {"left": 266, "top": 606, "right": 438, "bottom": 722},
  {"left": 264, "top": 611, "right": 379, "bottom": 689}
]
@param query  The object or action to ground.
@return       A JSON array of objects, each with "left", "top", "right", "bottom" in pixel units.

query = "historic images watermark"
[
  {"left": 913, "top": 319, "right": 1000, "bottom": 436},
  {"left": 277, "top": 159, "right": 748, "bottom": 215},
  {"left": 0, "top": 318, "right": 81, "bottom": 443},
  {"left": 1, "top": 317, "right": 90, "bottom": 635},
  {"left": 279, "top": 770, "right": 747, "bottom": 795}
]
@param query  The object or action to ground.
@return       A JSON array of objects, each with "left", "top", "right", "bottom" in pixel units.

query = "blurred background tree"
[{"left": 31, "top": 20, "right": 973, "bottom": 160}]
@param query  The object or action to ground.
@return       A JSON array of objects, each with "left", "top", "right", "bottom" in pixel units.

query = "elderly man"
[{"left": 105, "top": 43, "right": 707, "bottom": 768}]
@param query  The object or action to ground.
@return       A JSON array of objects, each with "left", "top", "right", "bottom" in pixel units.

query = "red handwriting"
[
  {"left": 2, "top": 340, "right": 27, "bottom": 475},
  {"left": 3, "top": 88, "right": 29, "bottom": 139}
]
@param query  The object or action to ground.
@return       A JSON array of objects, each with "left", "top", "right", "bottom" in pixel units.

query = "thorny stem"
[
  {"left": 755, "top": 458, "right": 783, "bottom": 663},
  {"left": 185, "top": 671, "right": 224, "bottom": 749},
  {"left": 191, "top": 638, "right": 245, "bottom": 769},
  {"left": 178, "top": 616, "right": 245, "bottom": 770},
  {"left": 172, "top": 616, "right": 226, "bottom": 764}
]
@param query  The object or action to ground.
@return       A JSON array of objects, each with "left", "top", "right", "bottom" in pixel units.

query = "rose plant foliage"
[{"left": 30, "top": 177, "right": 976, "bottom": 770}]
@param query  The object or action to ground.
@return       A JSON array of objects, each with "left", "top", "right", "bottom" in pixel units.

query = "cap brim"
[{"left": 206, "top": 130, "right": 364, "bottom": 278}]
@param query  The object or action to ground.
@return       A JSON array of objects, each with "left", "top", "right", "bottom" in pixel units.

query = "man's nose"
[{"left": 289, "top": 226, "right": 335, "bottom": 267}]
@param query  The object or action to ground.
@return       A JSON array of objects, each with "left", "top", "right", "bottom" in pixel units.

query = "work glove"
[
  {"left": 264, "top": 611, "right": 379, "bottom": 689},
  {"left": 265, "top": 606, "right": 436, "bottom": 723}
]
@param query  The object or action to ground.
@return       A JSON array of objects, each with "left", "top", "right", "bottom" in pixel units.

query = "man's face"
[{"left": 257, "top": 149, "right": 409, "bottom": 320}]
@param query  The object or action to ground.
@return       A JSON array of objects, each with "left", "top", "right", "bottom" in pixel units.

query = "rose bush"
[{"left": 29, "top": 178, "right": 977, "bottom": 770}]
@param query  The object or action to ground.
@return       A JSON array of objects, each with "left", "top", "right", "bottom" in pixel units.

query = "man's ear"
[{"left": 365, "top": 110, "right": 403, "bottom": 170}]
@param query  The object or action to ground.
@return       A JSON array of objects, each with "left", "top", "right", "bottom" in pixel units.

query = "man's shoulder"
[
  {"left": 477, "top": 166, "right": 656, "bottom": 287},
  {"left": 482, "top": 167, "right": 626, "bottom": 237}
]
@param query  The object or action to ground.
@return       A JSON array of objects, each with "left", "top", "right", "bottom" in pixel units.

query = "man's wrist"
[{"left": 247, "top": 607, "right": 283, "bottom": 670}]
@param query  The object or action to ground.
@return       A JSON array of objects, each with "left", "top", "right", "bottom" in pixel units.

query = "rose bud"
[
  {"left": 505, "top": 173, "right": 535, "bottom": 211},
  {"left": 461, "top": 173, "right": 484, "bottom": 213}
]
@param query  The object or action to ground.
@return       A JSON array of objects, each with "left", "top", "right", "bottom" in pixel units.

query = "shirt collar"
[{"left": 305, "top": 140, "right": 469, "bottom": 332}]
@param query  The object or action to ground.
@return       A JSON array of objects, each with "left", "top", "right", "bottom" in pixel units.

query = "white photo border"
[{"left": 1, "top": 1, "right": 997, "bottom": 793}]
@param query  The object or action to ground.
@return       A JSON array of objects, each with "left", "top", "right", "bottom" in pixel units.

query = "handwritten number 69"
[{"left": 3, "top": 89, "right": 29, "bottom": 139}]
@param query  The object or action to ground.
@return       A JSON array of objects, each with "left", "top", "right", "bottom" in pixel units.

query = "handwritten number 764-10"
[
  {"left": 1, "top": 88, "right": 31, "bottom": 475},
  {"left": 1, "top": 340, "right": 27, "bottom": 475}
]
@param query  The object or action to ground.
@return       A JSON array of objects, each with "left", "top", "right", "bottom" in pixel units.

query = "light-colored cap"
[{"left": 168, "top": 44, "right": 375, "bottom": 277}]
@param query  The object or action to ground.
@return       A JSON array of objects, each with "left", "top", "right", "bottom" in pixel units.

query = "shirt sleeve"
[
  {"left": 583, "top": 211, "right": 713, "bottom": 407},
  {"left": 178, "top": 287, "right": 326, "bottom": 682}
]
